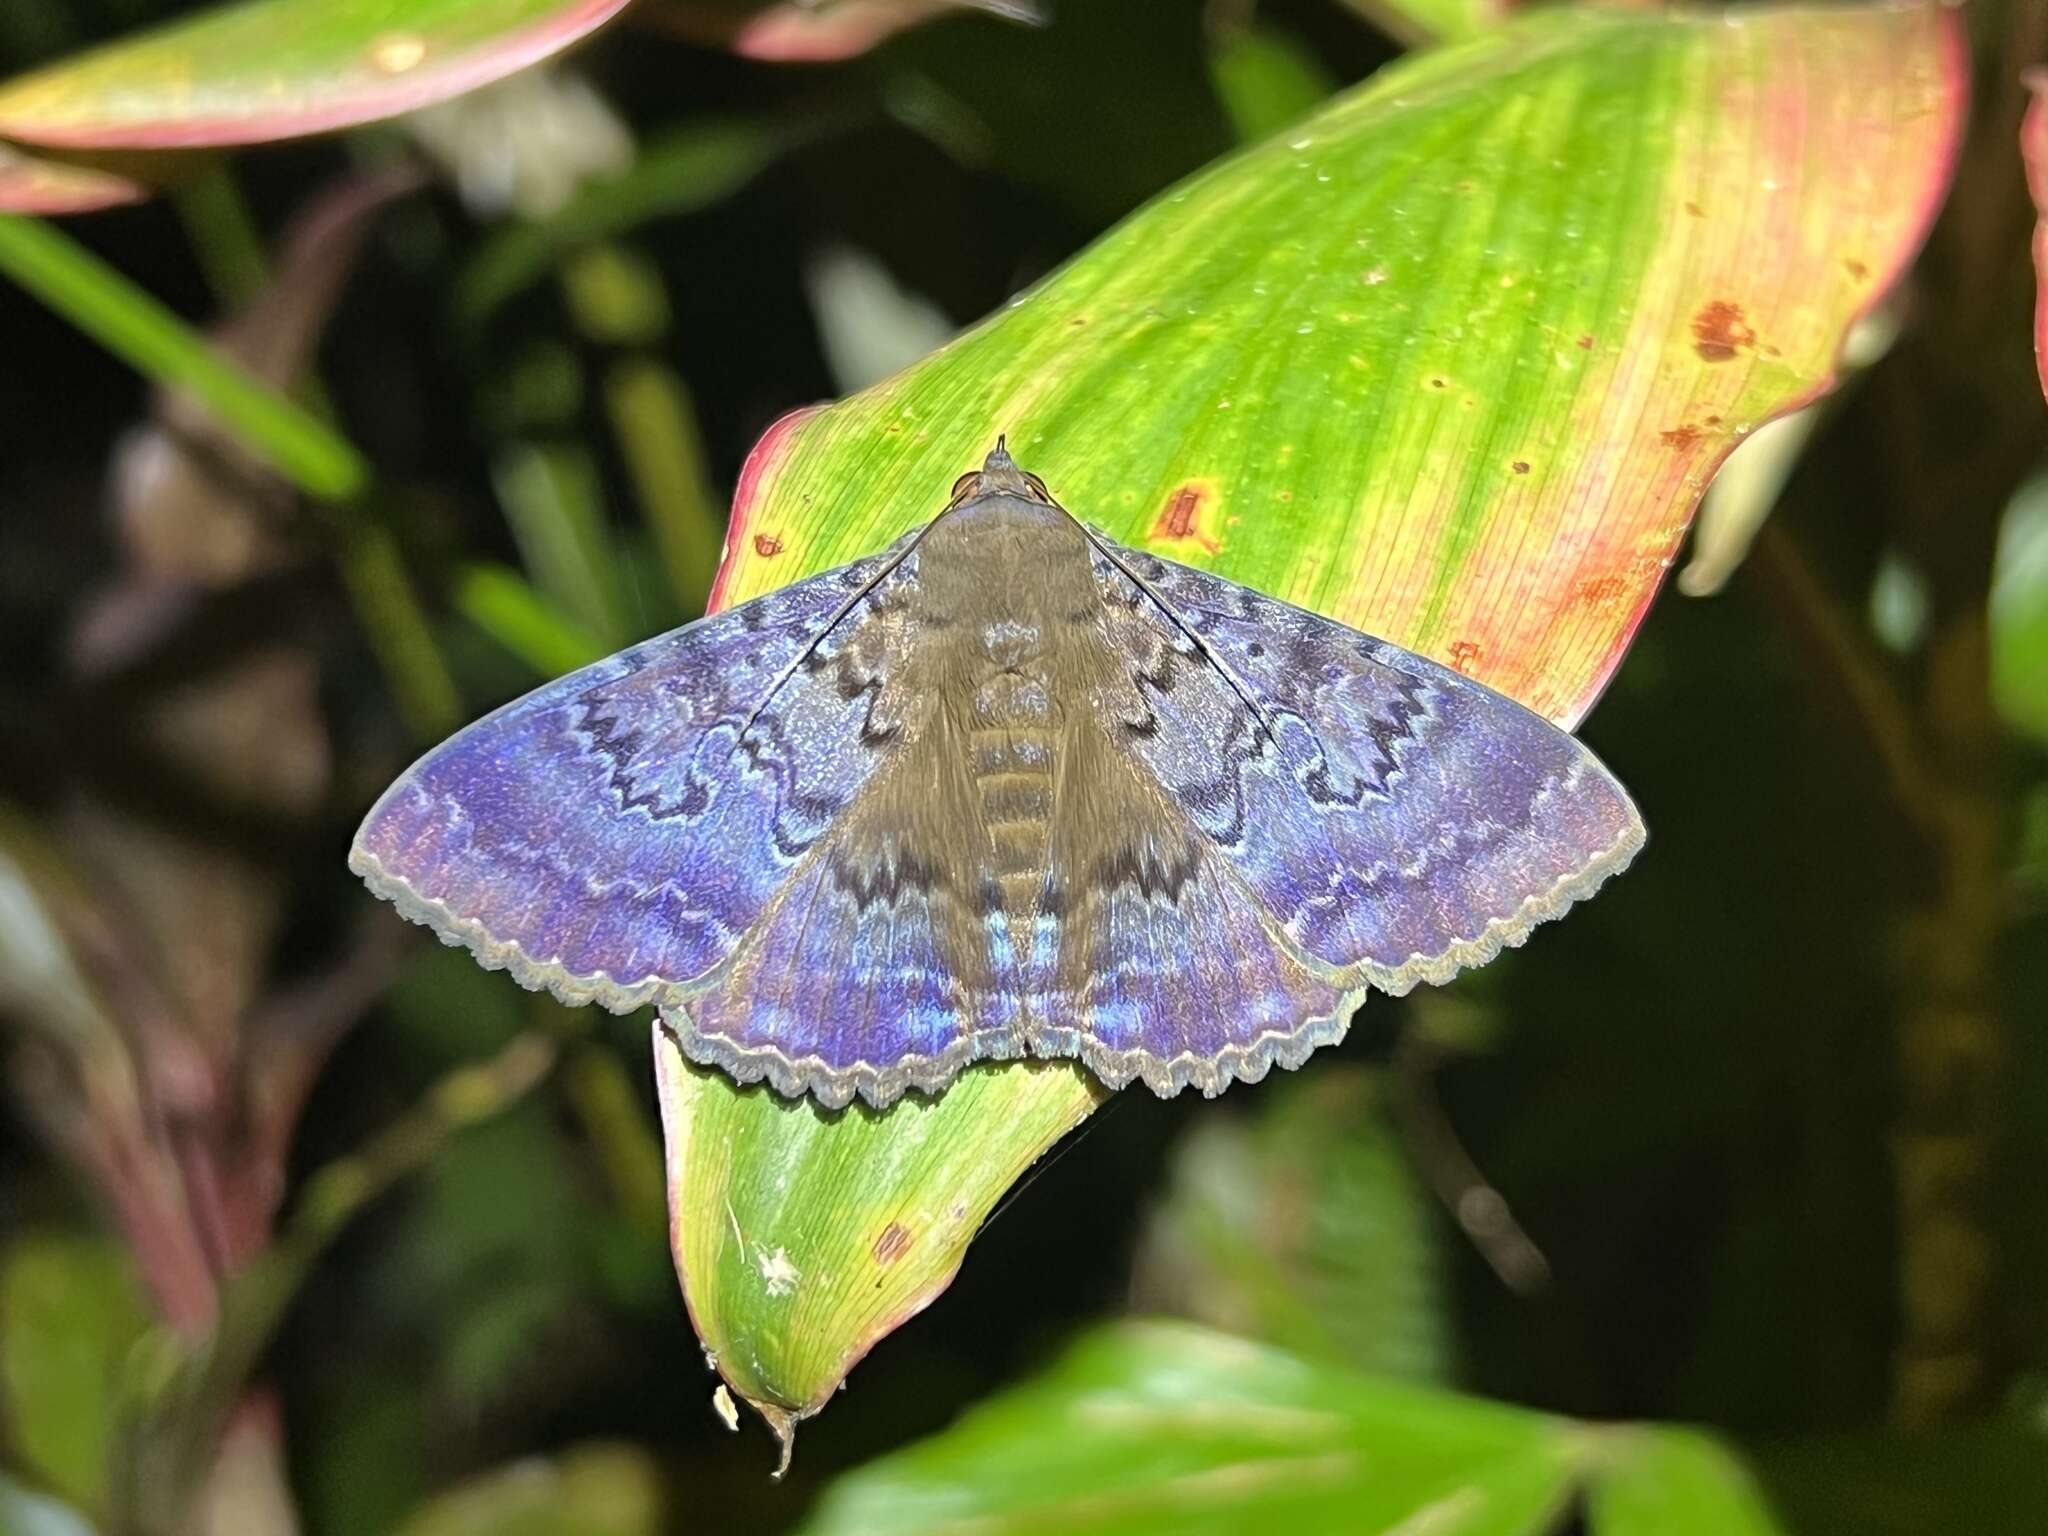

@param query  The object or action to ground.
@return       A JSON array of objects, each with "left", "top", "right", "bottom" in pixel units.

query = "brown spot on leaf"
[
  {"left": 1577, "top": 334, "right": 1595, "bottom": 350},
  {"left": 1685, "top": 200, "right": 1705, "bottom": 217},
  {"left": 753, "top": 533, "right": 784, "bottom": 558},
  {"left": 1690, "top": 300, "right": 1755, "bottom": 362},
  {"left": 1704, "top": 414, "right": 1722, "bottom": 426},
  {"left": 1448, "top": 640, "right": 1482, "bottom": 673},
  {"left": 1844, "top": 257, "right": 1869, "bottom": 280},
  {"left": 1511, "top": 460, "right": 1531, "bottom": 475},
  {"left": 1151, "top": 484, "right": 1221, "bottom": 553},
  {"left": 1659, "top": 424, "right": 1703, "bottom": 450},
  {"left": 1575, "top": 574, "right": 1629, "bottom": 608},
  {"left": 873, "top": 1222, "right": 913, "bottom": 1266},
  {"left": 1429, "top": 377, "right": 1447, "bottom": 389}
]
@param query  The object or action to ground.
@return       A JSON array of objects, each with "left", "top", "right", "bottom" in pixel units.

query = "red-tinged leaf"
[
  {"left": 0, "top": 0, "right": 633, "bottom": 151},
  {"left": 0, "top": 141, "right": 147, "bottom": 213},
  {"left": 714, "top": 5, "right": 1963, "bottom": 728},
  {"left": 661, "top": 1, "right": 1966, "bottom": 1459},
  {"left": 734, "top": 0, "right": 1042, "bottom": 62},
  {"left": 640, "top": 0, "right": 1043, "bottom": 63},
  {"left": 2024, "top": 69, "right": 2048, "bottom": 405}
]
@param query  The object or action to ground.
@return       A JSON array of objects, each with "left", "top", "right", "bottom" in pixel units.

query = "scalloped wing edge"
[
  {"left": 349, "top": 842, "right": 698, "bottom": 1014},
  {"left": 658, "top": 810, "right": 1645, "bottom": 1109}
]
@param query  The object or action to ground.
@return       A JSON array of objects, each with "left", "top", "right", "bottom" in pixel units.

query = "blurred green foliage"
[
  {"left": 0, "top": 1237, "right": 149, "bottom": 1515},
  {"left": 1131, "top": 1070, "right": 1448, "bottom": 1383},
  {"left": 800, "top": 1320, "right": 1792, "bottom": 1536},
  {"left": 0, "top": 1, "right": 2042, "bottom": 1534}
]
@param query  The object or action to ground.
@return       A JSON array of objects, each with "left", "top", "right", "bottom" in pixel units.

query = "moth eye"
[{"left": 950, "top": 471, "right": 981, "bottom": 500}]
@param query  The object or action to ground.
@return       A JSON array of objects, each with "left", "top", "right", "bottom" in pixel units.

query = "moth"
[{"left": 352, "top": 443, "right": 1643, "bottom": 1109}]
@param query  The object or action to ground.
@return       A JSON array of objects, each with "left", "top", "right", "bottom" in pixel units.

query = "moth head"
[{"left": 948, "top": 436, "right": 1059, "bottom": 508}]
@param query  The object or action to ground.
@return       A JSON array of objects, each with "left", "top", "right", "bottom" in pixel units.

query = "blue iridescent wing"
[
  {"left": 353, "top": 478, "right": 1642, "bottom": 1110},
  {"left": 349, "top": 537, "right": 931, "bottom": 1014},
  {"left": 1088, "top": 534, "right": 1644, "bottom": 1003},
  {"left": 1022, "top": 715, "right": 1351, "bottom": 1097},
  {"left": 1015, "top": 529, "right": 1643, "bottom": 1096},
  {"left": 657, "top": 699, "right": 1023, "bottom": 1111}
]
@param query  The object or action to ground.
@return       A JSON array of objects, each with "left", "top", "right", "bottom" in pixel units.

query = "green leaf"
[
  {"left": 1991, "top": 471, "right": 2048, "bottom": 746},
  {"left": 1132, "top": 1069, "right": 1446, "bottom": 1381},
  {"left": 490, "top": 443, "right": 629, "bottom": 651},
  {"left": 454, "top": 563, "right": 607, "bottom": 680},
  {"left": 390, "top": 1443, "right": 662, "bottom": 1536},
  {"left": 1207, "top": 22, "right": 1336, "bottom": 143},
  {"left": 602, "top": 357, "right": 728, "bottom": 617},
  {"left": 0, "top": 1235, "right": 150, "bottom": 1515},
  {"left": 1587, "top": 1428, "right": 1790, "bottom": 1536},
  {"left": 713, "top": 4, "right": 1959, "bottom": 732},
  {"left": 1338, "top": 0, "right": 1517, "bottom": 51},
  {"left": 800, "top": 1322, "right": 1812, "bottom": 1534},
  {"left": 654, "top": 1028, "right": 1105, "bottom": 1468},
  {"left": 0, "top": 213, "right": 367, "bottom": 499},
  {"left": 660, "top": 0, "right": 1963, "bottom": 1447},
  {"left": 799, "top": 1320, "right": 1580, "bottom": 1536},
  {"left": 453, "top": 119, "right": 803, "bottom": 329},
  {"left": 111, "top": 1033, "right": 558, "bottom": 1536},
  {"left": 0, "top": 0, "right": 632, "bottom": 150}
]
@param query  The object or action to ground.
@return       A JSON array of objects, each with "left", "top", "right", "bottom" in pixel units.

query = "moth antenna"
[
  {"left": 1072, "top": 521, "right": 1281, "bottom": 750},
  {"left": 735, "top": 518, "right": 942, "bottom": 746}
]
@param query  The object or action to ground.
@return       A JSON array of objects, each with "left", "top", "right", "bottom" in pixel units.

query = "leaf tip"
[{"left": 755, "top": 1399, "right": 800, "bottom": 1478}]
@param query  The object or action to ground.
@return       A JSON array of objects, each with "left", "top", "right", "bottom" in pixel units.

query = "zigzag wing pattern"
[
  {"left": 349, "top": 536, "right": 924, "bottom": 1012},
  {"left": 1089, "top": 538, "right": 1644, "bottom": 1001}
]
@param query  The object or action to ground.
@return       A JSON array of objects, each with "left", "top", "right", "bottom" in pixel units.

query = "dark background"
[{"left": 1, "top": 2, "right": 2043, "bottom": 1532}]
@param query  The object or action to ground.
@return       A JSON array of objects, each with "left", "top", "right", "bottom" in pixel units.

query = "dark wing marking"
[{"left": 349, "top": 537, "right": 926, "bottom": 1013}]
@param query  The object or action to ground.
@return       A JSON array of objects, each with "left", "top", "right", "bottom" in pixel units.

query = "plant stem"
[
  {"left": 605, "top": 357, "right": 725, "bottom": 616},
  {"left": 172, "top": 164, "right": 270, "bottom": 309},
  {"left": 0, "top": 213, "right": 366, "bottom": 500},
  {"left": 113, "top": 1031, "right": 558, "bottom": 1536},
  {"left": 1747, "top": 524, "right": 2011, "bottom": 1427},
  {"left": 335, "top": 520, "right": 464, "bottom": 740},
  {"left": 560, "top": 241, "right": 725, "bottom": 617},
  {"left": 1890, "top": 606, "right": 2008, "bottom": 1427}
]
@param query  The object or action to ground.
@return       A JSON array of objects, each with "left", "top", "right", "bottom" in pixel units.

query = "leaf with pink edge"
[
  {"left": 2023, "top": 69, "right": 2048, "bottom": 405},
  {"left": 643, "top": 0, "right": 1043, "bottom": 62},
  {"left": 0, "top": 141, "right": 148, "bottom": 213},
  {"left": 736, "top": 0, "right": 1043, "bottom": 62},
  {"left": 0, "top": 0, "right": 632, "bottom": 151},
  {"left": 648, "top": 0, "right": 1962, "bottom": 1462}
]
